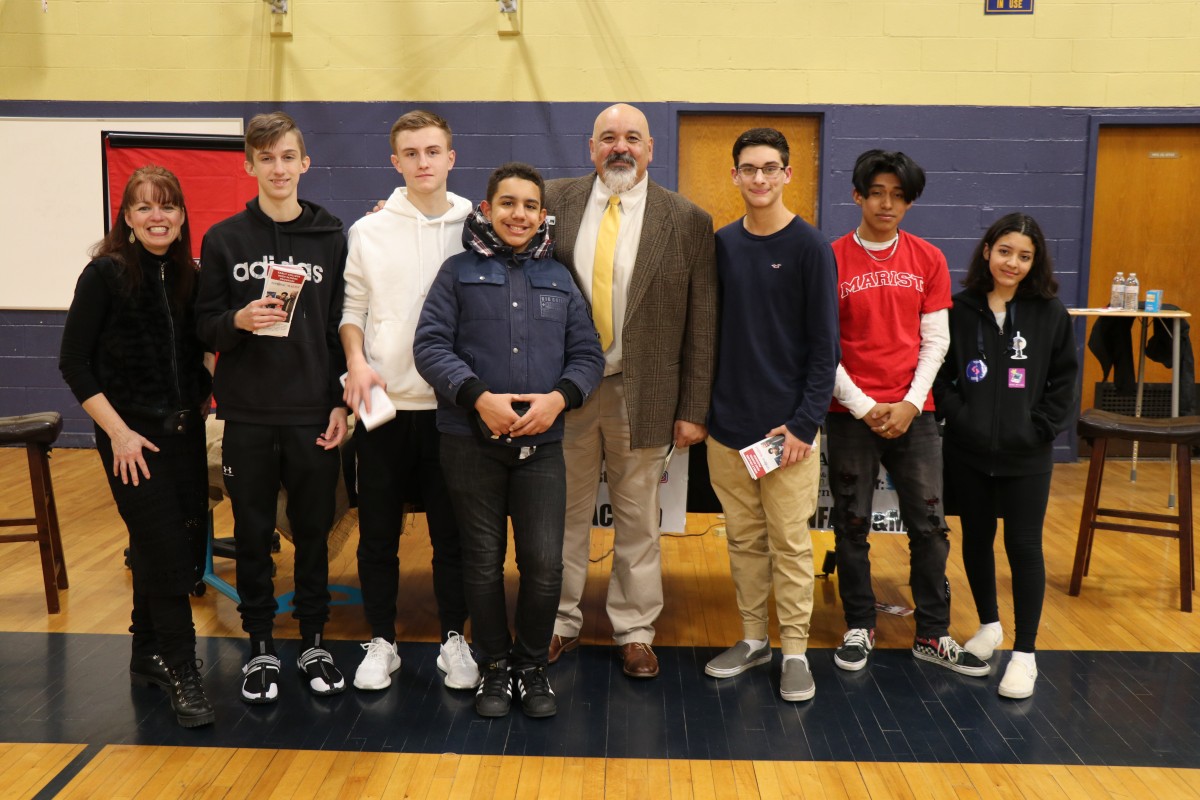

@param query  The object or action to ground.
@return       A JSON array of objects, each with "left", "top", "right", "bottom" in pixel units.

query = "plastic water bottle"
[
  {"left": 1109, "top": 272, "right": 1125, "bottom": 308},
  {"left": 1124, "top": 272, "right": 1140, "bottom": 311}
]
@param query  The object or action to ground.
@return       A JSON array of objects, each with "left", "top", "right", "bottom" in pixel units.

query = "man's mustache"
[{"left": 605, "top": 153, "right": 637, "bottom": 169}]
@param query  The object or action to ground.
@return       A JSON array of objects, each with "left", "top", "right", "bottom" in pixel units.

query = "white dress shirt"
[{"left": 571, "top": 175, "right": 649, "bottom": 376}]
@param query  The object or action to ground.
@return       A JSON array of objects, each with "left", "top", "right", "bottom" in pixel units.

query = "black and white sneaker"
[
  {"left": 912, "top": 635, "right": 991, "bottom": 677},
  {"left": 298, "top": 647, "right": 346, "bottom": 695},
  {"left": 241, "top": 654, "right": 281, "bottom": 704},
  {"left": 833, "top": 628, "right": 875, "bottom": 672},
  {"left": 475, "top": 660, "right": 512, "bottom": 718},
  {"left": 513, "top": 666, "right": 557, "bottom": 718}
]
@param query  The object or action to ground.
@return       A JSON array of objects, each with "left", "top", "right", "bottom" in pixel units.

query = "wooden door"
[
  {"left": 1084, "top": 126, "right": 1200, "bottom": 413},
  {"left": 676, "top": 114, "right": 821, "bottom": 513},
  {"left": 677, "top": 115, "right": 821, "bottom": 230}
]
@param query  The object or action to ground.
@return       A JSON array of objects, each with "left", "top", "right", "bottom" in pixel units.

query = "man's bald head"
[{"left": 589, "top": 103, "right": 654, "bottom": 194}]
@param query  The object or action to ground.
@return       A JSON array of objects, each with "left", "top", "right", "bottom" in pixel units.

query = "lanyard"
[{"left": 976, "top": 300, "right": 1020, "bottom": 362}]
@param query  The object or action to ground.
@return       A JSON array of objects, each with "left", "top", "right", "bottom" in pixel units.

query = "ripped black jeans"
[{"left": 826, "top": 412, "right": 950, "bottom": 639}]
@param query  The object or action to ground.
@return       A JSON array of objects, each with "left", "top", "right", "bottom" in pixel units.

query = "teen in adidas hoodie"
[
  {"left": 194, "top": 112, "right": 348, "bottom": 707},
  {"left": 196, "top": 196, "right": 347, "bottom": 424}
]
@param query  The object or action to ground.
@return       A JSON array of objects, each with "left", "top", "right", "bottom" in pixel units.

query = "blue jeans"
[
  {"left": 826, "top": 413, "right": 950, "bottom": 638},
  {"left": 439, "top": 434, "right": 565, "bottom": 669}
]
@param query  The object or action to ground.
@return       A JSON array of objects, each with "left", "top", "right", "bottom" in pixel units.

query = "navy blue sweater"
[{"left": 708, "top": 216, "right": 841, "bottom": 449}]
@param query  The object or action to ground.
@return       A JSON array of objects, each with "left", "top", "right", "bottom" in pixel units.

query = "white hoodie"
[{"left": 340, "top": 187, "right": 473, "bottom": 410}]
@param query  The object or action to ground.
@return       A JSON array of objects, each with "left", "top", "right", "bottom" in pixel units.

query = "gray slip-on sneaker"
[
  {"left": 704, "top": 641, "right": 772, "bottom": 678},
  {"left": 780, "top": 656, "right": 816, "bottom": 702}
]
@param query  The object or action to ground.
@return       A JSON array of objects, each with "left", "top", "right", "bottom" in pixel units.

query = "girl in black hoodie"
[{"left": 933, "top": 213, "right": 1078, "bottom": 700}]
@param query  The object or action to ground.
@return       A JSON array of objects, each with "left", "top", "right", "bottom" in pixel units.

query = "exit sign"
[{"left": 986, "top": 0, "right": 1033, "bottom": 13}]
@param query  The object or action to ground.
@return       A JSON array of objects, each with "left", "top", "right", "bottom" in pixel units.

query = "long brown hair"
[
  {"left": 91, "top": 165, "right": 195, "bottom": 309},
  {"left": 963, "top": 212, "right": 1058, "bottom": 300}
]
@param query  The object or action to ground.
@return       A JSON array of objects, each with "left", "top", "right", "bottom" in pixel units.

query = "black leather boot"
[
  {"left": 130, "top": 654, "right": 172, "bottom": 690},
  {"left": 167, "top": 660, "right": 215, "bottom": 728}
]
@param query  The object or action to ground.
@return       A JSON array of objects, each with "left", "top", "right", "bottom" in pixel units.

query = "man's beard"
[{"left": 600, "top": 154, "right": 639, "bottom": 194}]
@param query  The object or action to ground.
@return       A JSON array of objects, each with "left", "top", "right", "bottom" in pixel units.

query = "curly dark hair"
[{"left": 486, "top": 162, "right": 545, "bottom": 205}]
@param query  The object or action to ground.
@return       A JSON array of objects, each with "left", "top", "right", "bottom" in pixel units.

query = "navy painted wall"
[{"left": 2, "top": 100, "right": 1196, "bottom": 448}]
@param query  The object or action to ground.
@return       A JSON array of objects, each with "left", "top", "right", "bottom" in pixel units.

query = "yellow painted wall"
[{"left": 2, "top": 0, "right": 1198, "bottom": 106}]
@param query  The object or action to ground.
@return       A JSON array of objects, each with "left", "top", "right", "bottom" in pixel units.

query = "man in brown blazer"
[{"left": 545, "top": 103, "right": 717, "bottom": 678}]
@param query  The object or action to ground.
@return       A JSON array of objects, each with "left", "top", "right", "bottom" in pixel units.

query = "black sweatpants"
[
  {"left": 221, "top": 421, "right": 340, "bottom": 641},
  {"left": 355, "top": 410, "right": 468, "bottom": 642}
]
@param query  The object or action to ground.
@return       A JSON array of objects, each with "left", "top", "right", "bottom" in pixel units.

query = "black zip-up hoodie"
[
  {"left": 933, "top": 289, "right": 1078, "bottom": 476},
  {"left": 195, "top": 198, "right": 347, "bottom": 425}
]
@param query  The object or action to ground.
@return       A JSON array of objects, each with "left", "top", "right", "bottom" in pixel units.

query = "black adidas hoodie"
[
  {"left": 933, "top": 289, "right": 1078, "bottom": 476},
  {"left": 195, "top": 198, "right": 347, "bottom": 426}
]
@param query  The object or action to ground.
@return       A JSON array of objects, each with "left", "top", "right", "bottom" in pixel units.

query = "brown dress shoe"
[
  {"left": 619, "top": 642, "right": 659, "bottom": 678},
  {"left": 548, "top": 634, "right": 579, "bottom": 664}
]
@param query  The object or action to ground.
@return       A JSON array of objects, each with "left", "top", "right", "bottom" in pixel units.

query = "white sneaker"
[
  {"left": 998, "top": 657, "right": 1037, "bottom": 699},
  {"left": 437, "top": 632, "right": 481, "bottom": 690},
  {"left": 353, "top": 637, "right": 401, "bottom": 690},
  {"left": 964, "top": 625, "right": 1004, "bottom": 661}
]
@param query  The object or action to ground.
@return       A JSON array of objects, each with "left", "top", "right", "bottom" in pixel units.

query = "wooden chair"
[
  {"left": 0, "top": 412, "right": 69, "bottom": 613},
  {"left": 1070, "top": 409, "right": 1198, "bottom": 612}
]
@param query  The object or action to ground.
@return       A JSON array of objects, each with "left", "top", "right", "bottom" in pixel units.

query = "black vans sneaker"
[
  {"left": 475, "top": 660, "right": 513, "bottom": 717},
  {"left": 513, "top": 666, "right": 557, "bottom": 718},
  {"left": 833, "top": 628, "right": 875, "bottom": 672},
  {"left": 912, "top": 635, "right": 991, "bottom": 677}
]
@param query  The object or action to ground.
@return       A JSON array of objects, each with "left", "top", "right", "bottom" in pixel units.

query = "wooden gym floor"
[{"left": 0, "top": 447, "right": 1198, "bottom": 799}]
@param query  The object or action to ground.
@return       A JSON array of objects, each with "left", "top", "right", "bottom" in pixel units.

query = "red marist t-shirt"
[{"left": 830, "top": 230, "right": 952, "bottom": 412}]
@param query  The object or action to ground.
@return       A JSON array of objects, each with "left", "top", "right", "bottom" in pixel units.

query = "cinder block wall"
[{"left": 2, "top": 1, "right": 1197, "bottom": 446}]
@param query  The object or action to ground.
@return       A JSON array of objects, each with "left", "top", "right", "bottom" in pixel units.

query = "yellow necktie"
[{"left": 592, "top": 194, "right": 621, "bottom": 350}]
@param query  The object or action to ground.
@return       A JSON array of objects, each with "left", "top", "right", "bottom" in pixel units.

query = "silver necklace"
[{"left": 853, "top": 229, "right": 900, "bottom": 262}]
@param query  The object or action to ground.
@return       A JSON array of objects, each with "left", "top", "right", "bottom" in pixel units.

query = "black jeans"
[
  {"left": 355, "top": 411, "right": 468, "bottom": 641},
  {"left": 439, "top": 434, "right": 565, "bottom": 669},
  {"left": 222, "top": 421, "right": 340, "bottom": 640},
  {"left": 96, "top": 423, "right": 205, "bottom": 666},
  {"left": 946, "top": 457, "right": 1051, "bottom": 653},
  {"left": 826, "top": 413, "right": 951, "bottom": 638}
]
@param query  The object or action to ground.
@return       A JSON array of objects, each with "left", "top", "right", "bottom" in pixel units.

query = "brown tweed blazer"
[{"left": 545, "top": 174, "right": 717, "bottom": 449}]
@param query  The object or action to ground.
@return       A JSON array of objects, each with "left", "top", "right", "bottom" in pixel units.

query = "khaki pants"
[
  {"left": 556, "top": 375, "right": 669, "bottom": 645},
  {"left": 706, "top": 435, "right": 820, "bottom": 655}
]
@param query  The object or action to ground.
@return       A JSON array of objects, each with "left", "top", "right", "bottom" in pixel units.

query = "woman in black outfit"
[
  {"left": 933, "top": 213, "right": 1077, "bottom": 700},
  {"left": 59, "top": 166, "right": 215, "bottom": 727}
]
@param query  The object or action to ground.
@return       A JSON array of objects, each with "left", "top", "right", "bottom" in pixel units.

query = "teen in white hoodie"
[{"left": 339, "top": 111, "right": 478, "bottom": 692}]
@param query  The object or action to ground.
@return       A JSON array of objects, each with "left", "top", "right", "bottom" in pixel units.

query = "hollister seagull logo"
[{"left": 771, "top": 263, "right": 782, "bottom": 269}]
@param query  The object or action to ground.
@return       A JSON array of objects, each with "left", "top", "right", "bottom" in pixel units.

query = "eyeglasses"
[{"left": 736, "top": 164, "right": 785, "bottom": 178}]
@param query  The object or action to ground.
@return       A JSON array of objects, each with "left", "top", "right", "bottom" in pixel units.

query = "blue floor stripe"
[
  {"left": 31, "top": 743, "right": 101, "bottom": 800},
  {"left": 1, "top": 631, "right": 1197, "bottom": 768}
]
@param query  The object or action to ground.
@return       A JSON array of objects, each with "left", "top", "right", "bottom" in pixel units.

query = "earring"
[{"left": 128, "top": 231, "right": 136, "bottom": 244}]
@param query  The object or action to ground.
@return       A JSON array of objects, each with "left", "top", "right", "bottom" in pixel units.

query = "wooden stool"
[
  {"left": 1070, "top": 409, "right": 1198, "bottom": 612},
  {"left": 0, "top": 412, "right": 69, "bottom": 613}
]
